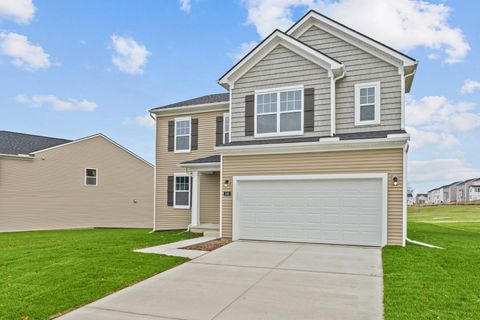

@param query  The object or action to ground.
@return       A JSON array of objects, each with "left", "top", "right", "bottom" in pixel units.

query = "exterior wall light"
[
  {"left": 392, "top": 176, "right": 399, "bottom": 186},
  {"left": 223, "top": 179, "right": 230, "bottom": 188}
]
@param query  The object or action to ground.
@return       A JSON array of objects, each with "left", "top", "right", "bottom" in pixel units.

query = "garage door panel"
[{"left": 237, "top": 178, "right": 383, "bottom": 246}]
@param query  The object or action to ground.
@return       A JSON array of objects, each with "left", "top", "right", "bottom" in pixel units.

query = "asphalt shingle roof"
[
  {"left": 150, "top": 93, "right": 229, "bottom": 111},
  {"left": 0, "top": 131, "right": 71, "bottom": 155},
  {"left": 181, "top": 155, "right": 220, "bottom": 165}
]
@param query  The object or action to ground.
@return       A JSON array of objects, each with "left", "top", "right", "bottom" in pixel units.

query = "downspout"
[
  {"left": 149, "top": 111, "right": 157, "bottom": 233},
  {"left": 330, "top": 67, "right": 346, "bottom": 136}
]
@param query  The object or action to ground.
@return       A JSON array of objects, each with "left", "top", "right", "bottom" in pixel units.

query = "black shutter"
[
  {"left": 167, "top": 176, "right": 174, "bottom": 206},
  {"left": 191, "top": 118, "right": 198, "bottom": 150},
  {"left": 304, "top": 88, "right": 315, "bottom": 132},
  {"left": 216, "top": 116, "right": 224, "bottom": 146},
  {"left": 245, "top": 95, "right": 254, "bottom": 136},
  {"left": 168, "top": 121, "right": 175, "bottom": 151}
]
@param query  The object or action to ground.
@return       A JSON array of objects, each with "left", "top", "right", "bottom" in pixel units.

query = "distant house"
[
  {"left": 444, "top": 181, "right": 461, "bottom": 203},
  {"left": 416, "top": 194, "right": 427, "bottom": 205},
  {"left": 427, "top": 187, "right": 443, "bottom": 204},
  {"left": 0, "top": 131, "right": 153, "bottom": 232},
  {"left": 455, "top": 178, "right": 480, "bottom": 202},
  {"left": 468, "top": 180, "right": 480, "bottom": 201},
  {"left": 407, "top": 193, "right": 414, "bottom": 206}
]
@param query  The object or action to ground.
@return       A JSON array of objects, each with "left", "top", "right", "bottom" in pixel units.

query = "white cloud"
[
  {"left": 460, "top": 80, "right": 480, "bottom": 94},
  {"left": 409, "top": 159, "right": 480, "bottom": 183},
  {"left": 0, "top": 32, "right": 51, "bottom": 70},
  {"left": 134, "top": 115, "right": 155, "bottom": 128},
  {"left": 16, "top": 94, "right": 97, "bottom": 111},
  {"left": 229, "top": 41, "right": 258, "bottom": 61},
  {"left": 244, "top": 0, "right": 470, "bottom": 63},
  {"left": 0, "top": 0, "right": 35, "bottom": 24},
  {"left": 406, "top": 95, "right": 480, "bottom": 132},
  {"left": 111, "top": 35, "right": 151, "bottom": 75},
  {"left": 179, "top": 0, "right": 191, "bottom": 12},
  {"left": 406, "top": 95, "right": 480, "bottom": 149}
]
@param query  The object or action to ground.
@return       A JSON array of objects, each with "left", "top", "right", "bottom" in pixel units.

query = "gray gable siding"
[
  {"left": 231, "top": 44, "right": 331, "bottom": 141},
  {"left": 298, "top": 26, "right": 402, "bottom": 134}
]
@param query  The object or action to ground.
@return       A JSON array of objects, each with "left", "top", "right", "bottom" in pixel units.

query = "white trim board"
[
  {"left": 218, "top": 30, "right": 344, "bottom": 89},
  {"left": 232, "top": 173, "right": 388, "bottom": 247},
  {"left": 215, "top": 136, "right": 409, "bottom": 156},
  {"left": 31, "top": 133, "right": 154, "bottom": 168}
]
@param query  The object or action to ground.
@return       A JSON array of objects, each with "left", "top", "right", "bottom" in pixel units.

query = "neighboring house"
[
  {"left": 469, "top": 183, "right": 480, "bottom": 201},
  {"left": 150, "top": 10, "right": 417, "bottom": 246},
  {"left": 444, "top": 181, "right": 461, "bottom": 203},
  {"left": 416, "top": 194, "right": 427, "bottom": 205},
  {"left": 428, "top": 186, "right": 445, "bottom": 204},
  {"left": 407, "top": 193, "right": 414, "bottom": 206},
  {"left": 0, "top": 131, "right": 153, "bottom": 232},
  {"left": 452, "top": 178, "right": 480, "bottom": 202}
]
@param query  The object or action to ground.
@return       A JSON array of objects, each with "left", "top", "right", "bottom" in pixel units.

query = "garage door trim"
[{"left": 232, "top": 173, "right": 388, "bottom": 246}]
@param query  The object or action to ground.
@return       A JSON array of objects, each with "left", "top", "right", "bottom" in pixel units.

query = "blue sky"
[{"left": 0, "top": 0, "right": 479, "bottom": 194}]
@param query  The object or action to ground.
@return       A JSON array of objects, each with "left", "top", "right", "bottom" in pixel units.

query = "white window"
[
  {"left": 223, "top": 112, "right": 230, "bottom": 144},
  {"left": 255, "top": 86, "right": 303, "bottom": 137},
  {"left": 355, "top": 82, "right": 381, "bottom": 126},
  {"left": 85, "top": 168, "right": 97, "bottom": 186},
  {"left": 174, "top": 174, "right": 190, "bottom": 208},
  {"left": 174, "top": 117, "right": 191, "bottom": 152}
]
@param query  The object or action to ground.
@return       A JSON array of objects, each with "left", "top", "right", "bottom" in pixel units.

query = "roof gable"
[
  {"left": 218, "top": 30, "right": 344, "bottom": 89},
  {"left": 287, "top": 10, "right": 417, "bottom": 68}
]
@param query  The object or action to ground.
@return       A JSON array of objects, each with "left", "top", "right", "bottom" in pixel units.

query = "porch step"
[
  {"left": 190, "top": 224, "right": 219, "bottom": 238},
  {"left": 203, "top": 230, "right": 220, "bottom": 238}
]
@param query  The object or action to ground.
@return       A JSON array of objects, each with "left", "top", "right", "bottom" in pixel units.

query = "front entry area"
[{"left": 233, "top": 174, "right": 387, "bottom": 246}]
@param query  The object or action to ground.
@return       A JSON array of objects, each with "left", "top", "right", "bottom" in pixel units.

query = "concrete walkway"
[
  {"left": 58, "top": 241, "right": 384, "bottom": 320},
  {"left": 134, "top": 236, "right": 217, "bottom": 259}
]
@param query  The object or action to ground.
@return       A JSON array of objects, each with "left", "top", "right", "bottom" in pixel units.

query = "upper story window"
[
  {"left": 255, "top": 86, "right": 303, "bottom": 137},
  {"left": 175, "top": 117, "right": 191, "bottom": 152},
  {"left": 355, "top": 82, "right": 380, "bottom": 126},
  {"left": 223, "top": 112, "right": 230, "bottom": 144},
  {"left": 85, "top": 168, "right": 97, "bottom": 186}
]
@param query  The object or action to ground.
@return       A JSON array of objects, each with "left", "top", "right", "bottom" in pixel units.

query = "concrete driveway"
[{"left": 58, "top": 241, "right": 384, "bottom": 320}]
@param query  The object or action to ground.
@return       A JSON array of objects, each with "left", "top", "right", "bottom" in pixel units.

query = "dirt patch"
[{"left": 182, "top": 238, "right": 232, "bottom": 251}]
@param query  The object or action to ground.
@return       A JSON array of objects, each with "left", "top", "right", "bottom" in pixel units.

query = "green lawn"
[
  {"left": 0, "top": 228, "right": 199, "bottom": 320},
  {"left": 383, "top": 206, "right": 480, "bottom": 320}
]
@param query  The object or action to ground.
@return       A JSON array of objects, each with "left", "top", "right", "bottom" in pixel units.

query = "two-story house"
[{"left": 149, "top": 10, "right": 417, "bottom": 246}]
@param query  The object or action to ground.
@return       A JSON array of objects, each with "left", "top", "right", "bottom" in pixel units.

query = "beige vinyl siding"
[
  {"left": 200, "top": 172, "right": 220, "bottom": 224},
  {"left": 231, "top": 44, "right": 331, "bottom": 141},
  {"left": 0, "top": 136, "right": 153, "bottom": 232},
  {"left": 155, "top": 110, "right": 225, "bottom": 230},
  {"left": 298, "top": 25, "right": 402, "bottom": 133},
  {"left": 221, "top": 148, "right": 404, "bottom": 245}
]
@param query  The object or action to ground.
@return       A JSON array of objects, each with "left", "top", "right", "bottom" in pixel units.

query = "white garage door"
[{"left": 235, "top": 176, "right": 385, "bottom": 246}]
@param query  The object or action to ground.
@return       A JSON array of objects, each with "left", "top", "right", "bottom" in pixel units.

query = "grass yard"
[
  {"left": 0, "top": 228, "right": 199, "bottom": 320},
  {"left": 383, "top": 205, "right": 480, "bottom": 320}
]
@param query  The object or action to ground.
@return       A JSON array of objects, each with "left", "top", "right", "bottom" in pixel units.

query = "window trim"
[
  {"left": 354, "top": 82, "right": 381, "bottom": 126},
  {"left": 174, "top": 117, "right": 191, "bottom": 153},
  {"left": 254, "top": 85, "right": 304, "bottom": 138},
  {"left": 223, "top": 112, "right": 230, "bottom": 144},
  {"left": 84, "top": 168, "right": 98, "bottom": 187},
  {"left": 173, "top": 173, "right": 191, "bottom": 209}
]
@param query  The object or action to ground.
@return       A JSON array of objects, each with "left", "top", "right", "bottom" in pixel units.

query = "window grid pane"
[
  {"left": 257, "top": 93, "right": 277, "bottom": 114},
  {"left": 280, "top": 89, "right": 301, "bottom": 112}
]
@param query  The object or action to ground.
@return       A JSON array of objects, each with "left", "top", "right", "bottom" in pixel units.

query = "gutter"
[
  {"left": 215, "top": 135, "right": 410, "bottom": 156},
  {"left": 0, "top": 153, "right": 34, "bottom": 160}
]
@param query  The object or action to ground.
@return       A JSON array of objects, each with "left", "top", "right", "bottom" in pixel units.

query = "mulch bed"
[{"left": 182, "top": 238, "right": 232, "bottom": 251}]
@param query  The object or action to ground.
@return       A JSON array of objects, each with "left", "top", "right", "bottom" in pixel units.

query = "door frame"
[{"left": 232, "top": 173, "right": 388, "bottom": 246}]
